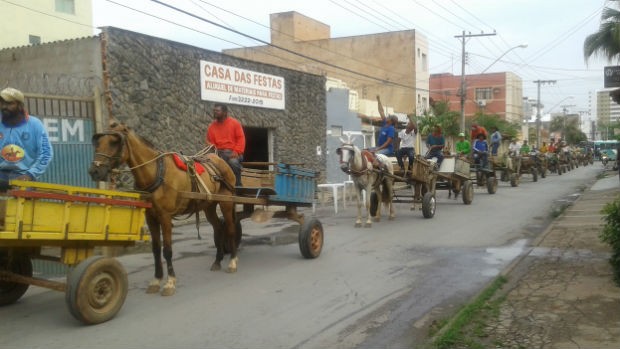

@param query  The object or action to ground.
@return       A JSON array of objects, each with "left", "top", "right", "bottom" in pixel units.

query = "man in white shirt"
[{"left": 396, "top": 120, "right": 417, "bottom": 171}]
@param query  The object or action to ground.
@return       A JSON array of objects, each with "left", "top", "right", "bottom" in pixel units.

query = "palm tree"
[{"left": 584, "top": 0, "right": 620, "bottom": 63}]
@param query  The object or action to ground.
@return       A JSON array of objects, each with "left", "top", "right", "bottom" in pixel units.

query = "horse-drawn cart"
[
  {"left": 181, "top": 163, "right": 324, "bottom": 259},
  {"left": 0, "top": 180, "right": 150, "bottom": 325},
  {"left": 435, "top": 155, "right": 474, "bottom": 204},
  {"left": 391, "top": 155, "right": 438, "bottom": 218}
]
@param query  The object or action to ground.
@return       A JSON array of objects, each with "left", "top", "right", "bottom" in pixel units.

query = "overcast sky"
[{"left": 92, "top": 0, "right": 612, "bottom": 124}]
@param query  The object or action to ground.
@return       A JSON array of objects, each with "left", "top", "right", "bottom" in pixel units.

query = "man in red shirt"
[
  {"left": 206, "top": 103, "right": 246, "bottom": 186},
  {"left": 470, "top": 123, "right": 488, "bottom": 141}
]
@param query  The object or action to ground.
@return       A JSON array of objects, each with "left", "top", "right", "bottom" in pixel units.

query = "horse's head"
[
  {"left": 336, "top": 143, "right": 357, "bottom": 173},
  {"left": 88, "top": 122, "right": 128, "bottom": 181}
]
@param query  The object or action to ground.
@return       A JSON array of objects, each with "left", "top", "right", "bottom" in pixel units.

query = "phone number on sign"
[{"left": 229, "top": 95, "right": 264, "bottom": 105}]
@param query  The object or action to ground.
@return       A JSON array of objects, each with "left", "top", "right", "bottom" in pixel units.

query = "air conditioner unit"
[{"left": 477, "top": 100, "right": 486, "bottom": 107}]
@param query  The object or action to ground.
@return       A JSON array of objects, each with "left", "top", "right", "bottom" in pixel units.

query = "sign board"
[
  {"left": 604, "top": 65, "right": 620, "bottom": 88},
  {"left": 200, "top": 60, "right": 285, "bottom": 110}
]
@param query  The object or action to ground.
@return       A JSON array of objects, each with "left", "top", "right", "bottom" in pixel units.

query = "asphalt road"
[{"left": 0, "top": 164, "right": 603, "bottom": 349}]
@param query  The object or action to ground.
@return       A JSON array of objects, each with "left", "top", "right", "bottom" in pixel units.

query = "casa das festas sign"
[{"left": 200, "top": 60, "right": 285, "bottom": 110}]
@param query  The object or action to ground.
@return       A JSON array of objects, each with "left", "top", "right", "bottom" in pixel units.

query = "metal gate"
[{"left": 24, "top": 94, "right": 97, "bottom": 188}]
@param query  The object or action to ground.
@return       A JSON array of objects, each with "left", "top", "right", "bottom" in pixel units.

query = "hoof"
[
  {"left": 355, "top": 222, "right": 362, "bottom": 228},
  {"left": 146, "top": 279, "right": 160, "bottom": 294},
  {"left": 226, "top": 257, "right": 238, "bottom": 273},
  {"left": 161, "top": 286, "right": 175, "bottom": 296},
  {"left": 389, "top": 215, "right": 395, "bottom": 220},
  {"left": 410, "top": 206, "right": 415, "bottom": 211},
  {"left": 364, "top": 222, "right": 372, "bottom": 228},
  {"left": 161, "top": 277, "right": 176, "bottom": 296},
  {"left": 210, "top": 262, "right": 222, "bottom": 271}
]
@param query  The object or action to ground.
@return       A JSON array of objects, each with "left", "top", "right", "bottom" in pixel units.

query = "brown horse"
[{"left": 88, "top": 120, "right": 237, "bottom": 296}]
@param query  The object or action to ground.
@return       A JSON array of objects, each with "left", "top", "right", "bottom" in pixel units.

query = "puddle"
[{"left": 483, "top": 239, "right": 528, "bottom": 265}]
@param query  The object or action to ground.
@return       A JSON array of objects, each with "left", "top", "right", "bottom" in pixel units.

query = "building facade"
[
  {"left": 596, "top": 89, "right": 620, "bottom": 140},
  {"left": 1, "top": 0, "right": 93, "bottom": 48},
  {"left": 430, "top": 71, "right": 524, "bottom": 124},
  {"left": 223, "top": 11, "right": 429, "bottom": 117},
  {"left": 0, "top": 27, "right": 329, "bottom": 185}
]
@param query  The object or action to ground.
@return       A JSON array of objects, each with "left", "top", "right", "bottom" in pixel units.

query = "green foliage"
[
  {"left": 472, "top": 113, "right": 520, "bottom": 139},
  {"left": 601, "top": 198, "right": 620, "bottom": 286},
  {"left": 417, "top": 100, "right": 460, "bottom": 137}
]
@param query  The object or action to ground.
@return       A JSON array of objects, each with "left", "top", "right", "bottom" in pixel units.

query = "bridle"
[
  {"left": 337, "top": 143, "right": 370, "bottom": 176},
  {"left": 91, "top": 131, "right": 126, "bottom": 169},
  {"left": 91, "top": 130, "right": 166, "bottom": 193}
]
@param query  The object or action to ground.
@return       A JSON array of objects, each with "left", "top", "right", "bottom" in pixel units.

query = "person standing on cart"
[
  {"left": 490, "top": 126, "right": 502, "bottom": 157},
  {"left": 472, "top": 133, "right": 489, "bottom": 169},
  {"left": 0, "top": 87, "right": 53, "bottom": 189},
  {"left": 371, "top": 95, "right": 397, "bottom": 156},
  {"left": 206, "top": 103, "right": 246, "bottom": 187},
  {"left": 396, "top": 120, "right": 417, "bottom": 171}
]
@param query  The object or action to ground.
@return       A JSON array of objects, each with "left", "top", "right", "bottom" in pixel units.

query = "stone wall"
[
  {"left": 0, "top": 37, "right": 103, "bottom": 97},
  {"left": 101, "top": 27, "right": 327, "bottom": 180}
]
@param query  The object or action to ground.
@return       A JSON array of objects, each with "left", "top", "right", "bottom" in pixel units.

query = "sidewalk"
[{"left": 479, "top": 172, "right": 620, "bottom": 348}]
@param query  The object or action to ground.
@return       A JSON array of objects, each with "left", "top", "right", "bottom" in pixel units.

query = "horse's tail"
[{"left": 380, "top": 175, "right": 393, "bottom": 204}]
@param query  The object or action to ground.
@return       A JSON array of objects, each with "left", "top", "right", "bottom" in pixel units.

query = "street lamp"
[{"left": 480, "top": 43, "right": 528, "bottom": 74}]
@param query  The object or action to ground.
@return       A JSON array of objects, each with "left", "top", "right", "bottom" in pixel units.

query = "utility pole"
[
  {"left": 534, "top": 79, "right": 556, "bottom": 147},
  {"left": 455, "top": 30, "right": 496, "bottom": 133}
]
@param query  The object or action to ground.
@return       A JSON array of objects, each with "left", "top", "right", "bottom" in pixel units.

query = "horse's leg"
[
  {"left": 220, "top": 201, "right": 238, "bottom": 273},
  {"left": 160, "top": 214, "right": 176, "bottom": 296},
  {"left": 205, "top": 204, "right": 224, "bottom": 271},
  {"left": 387, "top": 180, "right": 395, "bottom": 220},
  {"left": 145, "top": 213, "right": 162, "bottom": 294},
  {"left": 374, "top": 186, "right": 382, "bottom": 222},
  {"left": 364, "top": 185, "right": 372, "bottom": 227},
  {"left": 355, "top": 188, "right": 363, "bottom": 228}
]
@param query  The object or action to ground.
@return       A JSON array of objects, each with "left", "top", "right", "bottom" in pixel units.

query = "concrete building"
[
  {"left": 1, "top": 0, "right": 93, "bottom": 48},
  {"left": 430, "top": 71, "right": 524, "bottom": 124},
  {"left": 223, "top": 11, "right": 430, "bottom": 117},
  {"left": 596, "top": 88, "right": 620, "bottom": 139}
]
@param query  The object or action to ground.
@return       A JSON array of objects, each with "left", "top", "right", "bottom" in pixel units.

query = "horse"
[
  {"left": 336, "top": 141, "right": 395, "bottom": 227},
  {"left": 88, "top": 120, "right": 238, "bottom": 296}
]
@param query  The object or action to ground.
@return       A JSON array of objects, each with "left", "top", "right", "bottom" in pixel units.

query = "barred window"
[{"left": 475, "top": 87, "right": 492, "bottom": 100}]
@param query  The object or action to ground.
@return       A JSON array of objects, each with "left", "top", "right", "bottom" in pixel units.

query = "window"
[
  {"left": 421, "top": 53, "right": 427, "bottom": 71},
  {"left": 475, "top": 87, "right": 493, "bottom": 100},
  {"left": 29, "top": 35, "right": 41, "bottom": 45},
  {"left": 55, "top": 0, "right": 75, "bottom": 15}
]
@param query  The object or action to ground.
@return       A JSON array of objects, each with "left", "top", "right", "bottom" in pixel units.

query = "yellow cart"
[{"left": 0, "top": 180, "right": 150, "bottom": 324}]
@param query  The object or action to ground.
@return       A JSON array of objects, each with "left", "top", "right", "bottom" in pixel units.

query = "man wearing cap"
[
  {"left": 396, "top": 120, "right": 417, "bottom": 171},
  {"left": 206, "top": 103, "right": 245, "bottom": 187},
  {"left": 0, "top": 87, "right": 53, "bottom": 187},
  {"left": 472, "top": 133, "right": 489, "bottom": 168},
  {"left": 455, "top": 132, "right": 471, "bottom": 157}
]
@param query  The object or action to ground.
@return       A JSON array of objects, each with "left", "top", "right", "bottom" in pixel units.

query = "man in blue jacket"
[{"left": 0, "top": 87, "right": 53, "bottom": 186}]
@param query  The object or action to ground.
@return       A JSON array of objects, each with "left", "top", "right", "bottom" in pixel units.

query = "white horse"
[{"left": 336, "top": 141, "right": 395, "bottom": 227}]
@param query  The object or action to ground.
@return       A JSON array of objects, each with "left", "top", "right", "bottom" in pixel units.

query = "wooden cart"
[
  {"left": 180, "top": 163, "right": 324, "bottom": 260},
  {"left": 389, "top": 155, "right": 438, "bottom": 218},
  {"left": 435, "top": 155, "right": 475, "bottom": 204},
  {"left": 0, "top": 180, "right": 150, "bottom": 325}
]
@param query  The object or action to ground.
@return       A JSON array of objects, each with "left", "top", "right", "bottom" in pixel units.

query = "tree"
[
  {"left": 584, "top": 0, "right": 620, "bottom": 63},
  {"left": 416, "top": 100, "right": 459, "bottom": 137},
  {"left": 549, "top": 115, "right": 588, "bottom": 144}
]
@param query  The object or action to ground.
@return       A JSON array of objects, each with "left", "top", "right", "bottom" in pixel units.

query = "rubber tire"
[
  {"left": 369, "top": 192, "right": 379, "bottom": 217},
  {"left": 0, "top": 251, "right": 32, "bottom": 306},
  {"left": 500, "top": 170, "right": 508, "bottom": 182},
  {"left": 65, "top": 256, "right": 128, "bottom": 325},
  {"left": 299, "top": 218, "right": 323, "bottom": 259},
  {"left": 532, "top": 168, "right": 538, "bottom": 182},
  {"left": 422, "top": 192, "right": 436, "bottom": 218},
  {"left": 462, "top": 180, "right": 474, "bottom": 205},
  {"left": 487, "top": 176, "right": 498, "bottom": 194},
  {"left": 217, "top": 216, "right": 242, "bottom": 254},
  {"left": 541, "top": 167, "right": 546, "bottom": 178},
  {"left": 510, "top": 173, "right": 519, "bottom": 187}
]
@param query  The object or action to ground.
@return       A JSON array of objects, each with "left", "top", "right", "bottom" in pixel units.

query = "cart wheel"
[
  {"left": 422, "top": 192, "right": 436, "bottom": 218},
  {"left": 462, "top": 180, "right": 474, "bottom": 204},
  {"left": 65, "top": 256, "right": 128, "bottom": 325},
  {"left": 501, "top": 170, "right": 508, "bottom": 182},
  {"left": 369, "top": 192, "right": 379, "bottom": 216},
  {"left": 487, "top": 176, "right": 498, "bottom": 194},
  {"left": 0, "top": 251, "right": 32, "bottom": 306},
  {"left": 532, "top": 168, "right": 538, "bottom": 182},
  {"left": 218, "top": 216, "right": 242, "bottom": 253},
  {"left": 540, "top": 167, "right": 546, "bottom": 178},
  {"left": 299, "top": 218, "right": 323, "bottom": 259},
  {"left": 510, "top": 173, "right": 519, "bottom": 187}
]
